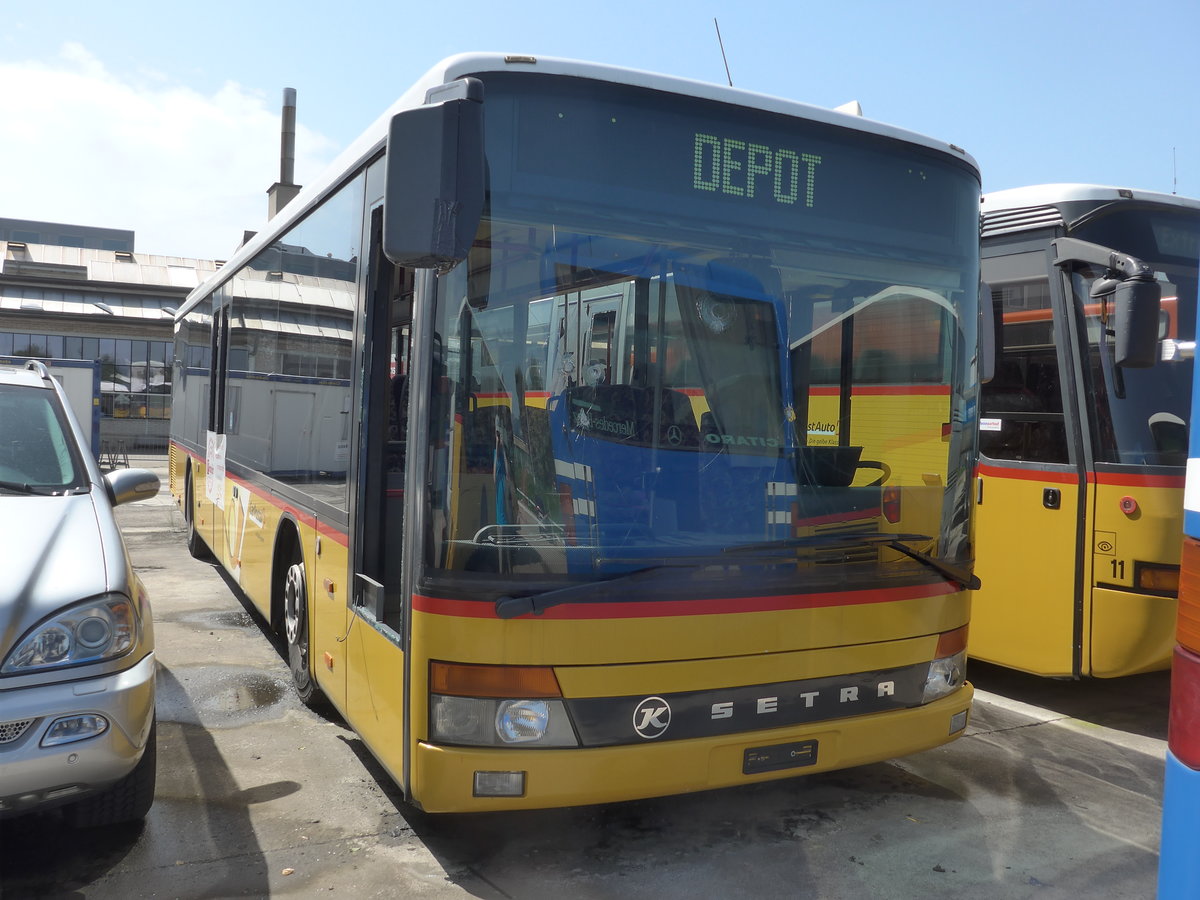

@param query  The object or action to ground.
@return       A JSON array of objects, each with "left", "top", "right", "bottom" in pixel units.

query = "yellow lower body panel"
[
  {"left": 410, "top": 685, "right": 972, "bottom": 812},
  {"left": 1088, "top": 588, "right": 1176, "bottom": 677}
]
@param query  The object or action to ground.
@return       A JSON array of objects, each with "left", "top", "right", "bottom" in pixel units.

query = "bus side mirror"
[
  {"left": 1112, "top": 278, "right": 1162, "bottom": 368},
  {"left": 383, "top": 78, "right": 485, "bottom": 270},
  {"left": 1053, "top": 236, "right": 1162, "bottom": 369}
]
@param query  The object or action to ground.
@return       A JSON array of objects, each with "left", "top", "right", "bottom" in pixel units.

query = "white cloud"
[{"left": 0, "top": 43, "right": 336, "bottom": 260}]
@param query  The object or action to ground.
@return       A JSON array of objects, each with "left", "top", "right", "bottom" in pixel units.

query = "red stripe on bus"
[
  {"left": 178, "top": 446, "right": 350, "bottom": 547},
  {"left": 975, "top": 463, "right": 1078, "bottom": 484},
  {"left": 976, "top": 462, "right": 1184, "bottom": 489},
  {"left": 413, "top": 581, "right": 958, "bottom": 620},
  {"left": 1090, "top": 472, "right": 1186, "bottom": 489}
]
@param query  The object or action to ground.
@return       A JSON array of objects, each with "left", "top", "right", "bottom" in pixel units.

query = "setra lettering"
[{"left": 707, "top": 680, "right": 900, "bottom": 720}]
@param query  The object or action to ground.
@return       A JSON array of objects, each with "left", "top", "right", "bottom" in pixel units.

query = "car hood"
[{"left": 0, "top": 491, "right": 114, "bottom": 657}]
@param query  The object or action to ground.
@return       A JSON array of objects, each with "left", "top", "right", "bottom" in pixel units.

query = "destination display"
[{"left": 477, "top": 71, "right": 979, "bottom": 250}]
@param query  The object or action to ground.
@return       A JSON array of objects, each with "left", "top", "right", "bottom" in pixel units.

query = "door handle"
[{"left": 1043, "top": 487, "right": 1061, "bottom": 510}]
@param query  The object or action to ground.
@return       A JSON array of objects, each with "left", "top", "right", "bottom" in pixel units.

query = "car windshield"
[{"left": 0, "top": 382, "right": 85, "bottom": 492}]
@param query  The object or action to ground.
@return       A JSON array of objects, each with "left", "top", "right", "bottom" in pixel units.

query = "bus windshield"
[
  {"left": 421, "top": 72, "right": 980, "bottom": 594},
  {"left": 1071, "top": 207, "right": 1200, "bottom": 467}
]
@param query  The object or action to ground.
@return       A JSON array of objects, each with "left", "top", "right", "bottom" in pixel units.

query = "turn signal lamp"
[
  {"left": 1137, "top": 562, "right": 1180, "bottom": 595},
  {"left": 430, "top": 662, "right": 561, "bottom": 698}
]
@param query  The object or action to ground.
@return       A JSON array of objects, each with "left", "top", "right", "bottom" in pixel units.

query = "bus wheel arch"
[{"left": 184, "top": 462, "right": 211, "bottom": 560}]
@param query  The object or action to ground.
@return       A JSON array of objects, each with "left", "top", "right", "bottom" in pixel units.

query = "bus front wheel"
[{"left": 282, "top": 553, "right": 317, "bottom": 705}]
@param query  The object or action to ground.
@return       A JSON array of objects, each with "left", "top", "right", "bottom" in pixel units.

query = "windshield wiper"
[
  {"left": 723, "top": 532, "right": 931, "bottom": 555},
  {"left": 495, "top": 563, "right": 685, "bottom": 619},
  {"left": 726, "top": 531, "right": 980, "bottom": 590},
  {"left": 0, "top": 479, "right": 57, "bottom": 496},
  {"left": 494, "top": 552, "right": 815, "bottom": 619},
  {"left": 495, "top": 533, "right": 980, "bottom": 619},
  {"left": 886, "top": 538, "right": 981, "bottom": 591}
]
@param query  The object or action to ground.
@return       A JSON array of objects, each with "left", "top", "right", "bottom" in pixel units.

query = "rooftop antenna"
[
  {"left": 714, "top": 18, "right": 733, "bottom": 86},
  {"left": 1173, "top": 147, "right": 1178, "bottom": 195}
]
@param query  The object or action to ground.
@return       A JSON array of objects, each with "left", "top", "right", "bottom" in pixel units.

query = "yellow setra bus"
[
  {"left": 169, "top": 53, "right": 983, "bottom": 812},
  {"left": 972, "top": 184, "right": 1200, "bottom": 678}
]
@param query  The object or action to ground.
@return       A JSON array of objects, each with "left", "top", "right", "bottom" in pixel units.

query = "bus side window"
[{"left": 979, "top": 279, "right": 1070, "bottom": 464}]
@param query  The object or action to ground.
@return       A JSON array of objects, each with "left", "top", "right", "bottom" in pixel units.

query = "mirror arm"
[{"left": 1052, "top": 237, "right": 1154, "bottom": 283}]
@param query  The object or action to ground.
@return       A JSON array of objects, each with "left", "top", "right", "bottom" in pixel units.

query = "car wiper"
[
  {"left": 886, "top": 538, "right": 981, "bottom": 591},
  {"left": 0, "top": 479, "right": 57, "bottom": 496}
]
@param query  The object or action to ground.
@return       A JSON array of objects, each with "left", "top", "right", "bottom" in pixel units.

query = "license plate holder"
[{"left": 743, "top": 739, "right": 818, "bottom": 774}]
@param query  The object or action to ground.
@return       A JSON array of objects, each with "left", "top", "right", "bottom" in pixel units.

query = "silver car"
[{"left": 0, "top": 360, "right": 159, "bottom": 825}]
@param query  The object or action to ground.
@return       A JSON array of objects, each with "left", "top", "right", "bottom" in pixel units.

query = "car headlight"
[{"left": 1, "top": 594, "right": 140, "bottom": 674}]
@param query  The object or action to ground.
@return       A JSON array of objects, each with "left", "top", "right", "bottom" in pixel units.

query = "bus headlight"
[
  {"left": 428, "top": 662, "right": 579, "bottom": 747},
  {"left": 923, "top": 650, "right": 967, "bottom": 703},
  {"left": 430, "top": 696, "right": 578, "bottom": 747},
  {"left": 497, "top": 699, "right": 550, "bottom": 743},
  {"left": 923, "top": 625, "right": 969, "bottom": 703}
]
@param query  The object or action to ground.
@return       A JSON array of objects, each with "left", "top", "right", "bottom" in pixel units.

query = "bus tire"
[
  {"left": 184, "top": 470, "right": 211, "bottom": 560},
  {"left": 282, "top": 548, "right": 318, "bottom": 705}
]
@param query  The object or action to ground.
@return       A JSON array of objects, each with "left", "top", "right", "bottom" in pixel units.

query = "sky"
[{"left": 2, "top": 0, "right": 1197, "bottom": 261}]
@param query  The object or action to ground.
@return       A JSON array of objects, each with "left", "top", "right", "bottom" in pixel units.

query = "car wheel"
[
  {"left": 62, "top": 717, "right": 157, "bottom": 828},
  {"left": 283, "top": 551, "right": 318, "bottom": 705}
]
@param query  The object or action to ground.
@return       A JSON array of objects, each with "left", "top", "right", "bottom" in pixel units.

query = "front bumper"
[
  {"left": 411, "top": 683, "right": 973, "bottom": 812},
  {"left": 0, "top": 652, "right": 155, "bottom": 817}
]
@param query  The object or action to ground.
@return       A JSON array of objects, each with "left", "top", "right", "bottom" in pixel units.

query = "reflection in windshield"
[{"left": 421, "top": 218, "right": 977, "bottom": 594}]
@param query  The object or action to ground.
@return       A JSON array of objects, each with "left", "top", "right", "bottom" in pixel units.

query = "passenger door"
[
  {"left": 971, "top": 248, "right": 1086, "bottom": 677},
  {"left": 345, "top": 196, "right": 411, "bottom": 784}
]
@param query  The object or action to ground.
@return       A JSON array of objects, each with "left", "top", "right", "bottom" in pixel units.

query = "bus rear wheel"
[
  {"left": 282, "top": 552, "right": 317, "bottom": 705},
  {"left": 184, "top": 471, "right": 210, "bottom": 560}
]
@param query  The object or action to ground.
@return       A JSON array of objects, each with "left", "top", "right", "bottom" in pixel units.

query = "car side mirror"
[{"left": 105, "top": 468, "right": 161, "bottom": 507}]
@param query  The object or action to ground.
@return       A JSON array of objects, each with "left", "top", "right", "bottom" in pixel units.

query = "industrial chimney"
[{"left": 266, "top": 88, "right": 302, "bottom": 219}]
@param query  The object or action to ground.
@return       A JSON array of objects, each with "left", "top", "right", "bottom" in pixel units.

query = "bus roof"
[
  {"left": 181, "top": 52, "right": 979, "bottom": 316},
  {"left": 983, "top": 183, "right": 1200, "bottom": 214}
]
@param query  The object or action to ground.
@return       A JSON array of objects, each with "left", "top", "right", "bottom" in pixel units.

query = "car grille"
[{"left": 0, "top": 719, "right": 35, "bottom": 744}]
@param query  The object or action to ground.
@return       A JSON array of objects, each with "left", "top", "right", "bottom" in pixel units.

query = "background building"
[{"left": 0, "top": 218, "right": 219, "bottom": 451}]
